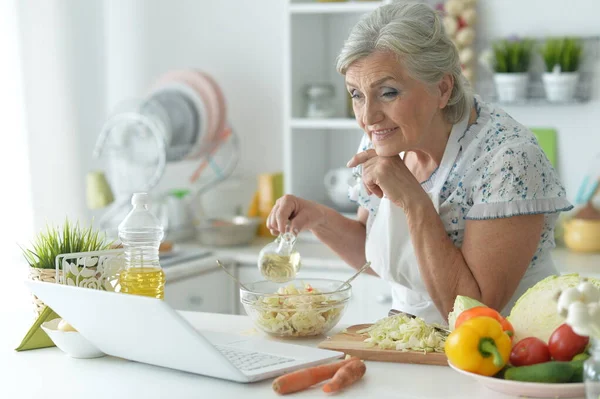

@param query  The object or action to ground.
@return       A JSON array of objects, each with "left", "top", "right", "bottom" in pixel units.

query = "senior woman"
[{"left": 267, "top": 2, "right": 572, "bottom": 325}]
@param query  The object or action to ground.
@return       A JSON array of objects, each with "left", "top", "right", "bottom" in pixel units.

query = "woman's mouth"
[{"left": 370, "top": 127, "right": 398, "bottom": 142}]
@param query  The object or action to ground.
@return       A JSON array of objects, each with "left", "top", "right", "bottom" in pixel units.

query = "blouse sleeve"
[{"left": 465, "top": 142, "right": 573, "bottom": 220}]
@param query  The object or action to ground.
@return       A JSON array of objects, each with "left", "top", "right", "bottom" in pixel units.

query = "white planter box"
[
  {"left": 542, "top": 72, "right": 579, "bottom": 102},
  {"left": 493, "top": 73, "right": 529, "bottom": 103}
]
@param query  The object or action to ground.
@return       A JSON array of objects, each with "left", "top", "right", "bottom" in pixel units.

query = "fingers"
[
  {"left": 346, "top": 149, "right": 377, "bottom": 168},
  {"left": 266, "top": 195, "right": 297, "bottom": 236},
  {"left": 275, "top": 200, "right": 293, "bottom": 234},
  {"left": 287, "top": 212, "right": 308, "bottom": 236},
  {"left": 368, "top": 184, "right": 384, "bottom": 198},
  {"left": 266, "top": 203, "right": 281, "bottom": 236}
]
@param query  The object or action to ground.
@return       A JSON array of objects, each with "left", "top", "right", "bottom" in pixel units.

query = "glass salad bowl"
[{"left": 240, "top": 278, "right": 351, "bottom": 338}]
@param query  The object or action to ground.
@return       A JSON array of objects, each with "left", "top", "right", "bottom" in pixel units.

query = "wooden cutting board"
[{"left": 318, "top": 324, "right": 448, "bottom": 366}]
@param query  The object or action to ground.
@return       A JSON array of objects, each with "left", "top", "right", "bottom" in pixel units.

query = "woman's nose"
[{"left": 362, "top": 100, "right": 384, "bottom": 126}]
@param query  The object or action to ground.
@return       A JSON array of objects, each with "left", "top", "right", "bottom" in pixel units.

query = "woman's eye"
[
  {"left": 382, "top": 89, "right": 398, "bottom": 98},
  {"left": 350, "top": 90, "right": 361, "bottom": 99}
]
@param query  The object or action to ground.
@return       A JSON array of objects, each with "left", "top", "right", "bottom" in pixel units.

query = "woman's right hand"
[{"left": 266, "top": 195, "right": 327, "bottom": 236}]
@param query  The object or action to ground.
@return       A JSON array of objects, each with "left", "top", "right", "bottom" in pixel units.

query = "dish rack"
[{"left": 90, "top": 69, "right": 240, "bottom": 237}]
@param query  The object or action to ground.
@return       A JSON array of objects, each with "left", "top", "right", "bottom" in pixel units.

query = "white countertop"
[
  {"left": 164, "top": 236, "right": 600, "bottom": 280},
  {"left": 2, "top": 308, "right": 563, "bottom": 399}
]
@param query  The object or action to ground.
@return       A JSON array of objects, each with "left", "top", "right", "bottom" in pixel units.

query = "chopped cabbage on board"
[{"left": 356, "top": 313, "right": 446, "bottom": 353}]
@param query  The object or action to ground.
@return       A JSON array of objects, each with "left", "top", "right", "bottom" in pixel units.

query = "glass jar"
[
  {"left": 304, "top": 83, "right": 335, "bottom": 118},
  {"left": 585, "top": 338, "right": 600, "bottom": 398},
  {"left": 257, "top": 232, "right": 301, "bottom": 283}
]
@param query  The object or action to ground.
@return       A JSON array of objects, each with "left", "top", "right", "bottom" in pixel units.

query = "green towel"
[{"left": 15, "top": 306, "right": 58, "bottom": 351}]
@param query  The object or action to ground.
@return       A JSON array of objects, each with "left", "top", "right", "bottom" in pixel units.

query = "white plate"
[
  {"left": 448, "top": 361, "right": 585, "bottom": 398},
  {"left": 147, "top": 81, "right": 208, "bottom": 159}
]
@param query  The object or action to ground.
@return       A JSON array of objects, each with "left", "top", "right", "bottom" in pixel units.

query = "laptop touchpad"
[{"left": 200, "top": 330, "right": 252, "bottom": 346}]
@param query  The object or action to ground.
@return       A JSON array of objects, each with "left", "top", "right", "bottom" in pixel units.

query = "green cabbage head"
[
  {"left": 508, "top": 274, "right": 600, "bottom": 343},
  {"left": 447, "top": 295, "right": 487, "bottom": 330}
]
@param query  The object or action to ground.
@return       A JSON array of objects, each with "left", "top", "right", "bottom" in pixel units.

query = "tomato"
[
  {"left": 548, "top": 323, "right": 589, "bottom": 361},
  {"left": 509, "top": 337, "right": 552, "bottom": 366}
]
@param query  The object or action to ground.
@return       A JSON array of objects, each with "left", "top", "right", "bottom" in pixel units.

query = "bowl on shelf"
[
  {"left": 240, "top": 278, "right": 351, "bottom": 338},
  {"left": 195, "top": 216, "right": 261, "bottom": 247},
  {"left": 563, "top": 218, "right": 600, "bottom": 252},
  {"left": 41, "top": 318, "right": 106, "bottom": 359}
]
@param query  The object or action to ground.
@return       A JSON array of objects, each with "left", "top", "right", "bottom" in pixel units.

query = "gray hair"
[{"left": 336, "top": 2, "right": 472, "bottom": 124}]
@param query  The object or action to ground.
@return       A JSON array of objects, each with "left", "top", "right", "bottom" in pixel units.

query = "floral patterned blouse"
[{"left": 349, "top": 95, "right": 573, "bottom": 271}]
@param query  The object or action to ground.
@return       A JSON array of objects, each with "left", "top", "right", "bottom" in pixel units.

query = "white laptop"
[{"left": 26, "top": 281, "right": 344, "bottom": 383}]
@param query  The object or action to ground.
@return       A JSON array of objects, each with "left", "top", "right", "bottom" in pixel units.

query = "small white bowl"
[{"left": 41, "top": 318, "right": 106, "bottom": 359}]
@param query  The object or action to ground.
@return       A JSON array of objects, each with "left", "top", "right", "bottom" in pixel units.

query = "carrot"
[
  {"left": 272, "top": 357, "right": 357, "bottom": 395},
  {"left": 322, "top": 358, "right": 366, "bottom": 393}
]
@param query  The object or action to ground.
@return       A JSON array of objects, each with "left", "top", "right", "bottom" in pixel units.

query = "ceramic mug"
[{"left": 323, "top": 168, "right": 357, "bottom": 212}]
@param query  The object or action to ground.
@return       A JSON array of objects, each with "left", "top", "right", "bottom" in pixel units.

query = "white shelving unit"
[
  {"left": 290, "top": 117, "right": 358, "bottom": 129},
  {"left": 283, "top": 1, "right": 388, "bottom": 210},
  {"left": 290, "top": 1, "right": 382, "bottom": 14}
]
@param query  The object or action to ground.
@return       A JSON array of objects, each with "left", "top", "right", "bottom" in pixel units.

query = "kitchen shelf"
[
  {"left": 290, "top": 1, "right": 384, "bottom": 14},
  {"left": 291, "top": 118, "right": 360, "bottom": 129},
  {"left": 284, "top": 1, "right": 377, "bottom": 204}
]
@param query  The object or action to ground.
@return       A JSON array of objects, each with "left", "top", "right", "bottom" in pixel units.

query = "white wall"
[
  {"left": 475, "top": 0, "right": 600, "bottom": 200},
  {"left": 18, "top": 0, "right": 106, "bottom": 228}
]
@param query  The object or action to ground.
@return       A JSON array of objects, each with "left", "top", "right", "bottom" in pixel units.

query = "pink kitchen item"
[{"left": 197, "top": 70, "right": 227, "bottom": 147}]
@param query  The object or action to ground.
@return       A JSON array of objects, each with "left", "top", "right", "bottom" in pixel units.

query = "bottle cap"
[{"left": 131, "top": 192, "right": 149, "bottom": 206}]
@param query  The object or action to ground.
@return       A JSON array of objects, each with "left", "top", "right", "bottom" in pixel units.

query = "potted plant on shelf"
[
  {"left": 489, "top": 37, "right": 534, "bottom": 103},
  {"left": 540, "top": 37, "right": 583, "bottom": 102},
  {"left": 20, "top": 219, "right": 113, "bottom": 316}
]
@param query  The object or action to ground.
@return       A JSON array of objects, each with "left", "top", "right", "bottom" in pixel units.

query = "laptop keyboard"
[{"left": 215, "top": 345, "right": 295, "bottom": 371}]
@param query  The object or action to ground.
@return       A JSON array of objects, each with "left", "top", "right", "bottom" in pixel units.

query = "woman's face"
[{"left": 345, "top": 51, "right": 451, "bottom": 157}]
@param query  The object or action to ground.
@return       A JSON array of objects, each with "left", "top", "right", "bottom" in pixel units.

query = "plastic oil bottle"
[{"left": 118, "top": 192, "right": 166, "bottom": 299}]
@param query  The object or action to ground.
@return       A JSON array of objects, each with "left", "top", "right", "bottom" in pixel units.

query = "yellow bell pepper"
[{"left": 445, "top": 316, "right": 511, "bottom": 376}]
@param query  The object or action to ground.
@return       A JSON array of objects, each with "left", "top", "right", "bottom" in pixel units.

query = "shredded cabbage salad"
[
  {"left": 356, "top": 314, "right": 446, "bottom": 353},
  {"left": 250, "top": 283, "right": 344, "bottom": 337}
]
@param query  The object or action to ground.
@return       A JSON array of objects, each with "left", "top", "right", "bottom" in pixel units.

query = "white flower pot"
[
  {"left": 542, "top": 72, "right": 579, "bottom": 102},
  {"left": 493, "top": 73, "right": 529, "bottom": 103}
]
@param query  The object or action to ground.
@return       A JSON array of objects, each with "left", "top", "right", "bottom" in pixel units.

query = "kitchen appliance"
[
  {"left": 27, "top": 280, "right": 343, "bottom": 383},
  {"left": 89, "top": 70, "right": 239, "bottom": 239}
]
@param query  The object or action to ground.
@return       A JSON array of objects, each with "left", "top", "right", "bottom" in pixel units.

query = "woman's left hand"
[{"left": 346, "top": 149, "right": 426, "bottom": 209}]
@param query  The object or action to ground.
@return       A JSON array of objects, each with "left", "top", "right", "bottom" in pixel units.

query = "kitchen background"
[{"left": 1, "top": 0, "right": 599, "bottom": 310}]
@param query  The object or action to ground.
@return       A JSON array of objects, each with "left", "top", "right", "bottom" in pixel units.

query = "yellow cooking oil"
[{"left": 119, "top": 267, "right": 165, "bottom": 299}]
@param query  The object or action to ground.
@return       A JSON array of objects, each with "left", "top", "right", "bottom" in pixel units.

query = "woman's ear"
[{"left": 438, "top": 74, "right": 454, "bottom": 109}]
